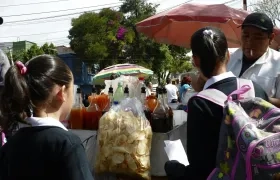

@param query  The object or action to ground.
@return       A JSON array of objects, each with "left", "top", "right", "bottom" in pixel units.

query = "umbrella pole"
[{"left": 243, "top": 0, "right": 247, "bottom": 11}]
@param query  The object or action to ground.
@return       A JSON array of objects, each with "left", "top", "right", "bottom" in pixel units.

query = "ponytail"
[
  {"left": 0, "top": 55, "right": 73, "bottom": 133},
  {"left": 191, "top": 27, "right": 228, "bottom": 79},
  {"left": 0, "top": 62, "right": 31, "bottom": 133}
]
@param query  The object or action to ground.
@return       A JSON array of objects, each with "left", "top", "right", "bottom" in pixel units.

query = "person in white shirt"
[
  {"left": 145, "top": 81, "right": 153, "bottom": 96},
  {"left": 227, "top": 12, "right": 280, "bottom": 107},
  {"left": 165, "top": 78, "right": 178, "bottom": 103}
]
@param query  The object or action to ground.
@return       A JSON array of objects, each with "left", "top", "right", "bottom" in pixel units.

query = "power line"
[
  {"left": 157, "top": 0, "right": 194, "bottom": 13},
  {"left": 2, "top": 17, "right": 74, "bottom": 26},
  {"left": 223, "top": 0, "right": 239, "bottom": 4},
  {"left": 2, "top": 5, "right": 120, "bottom": 26},
  {"left": 4, "top": 5, "right": 121, "bottom": 24},
  {"left": 0, "top": 30, "right": 69, "bottom": 39},
  {"left": 0, "top": 0, "right": 69, "bottom": 8},
  {"left": 4, "top": 37, "right": 70, "bottom": 42},
  {"left": 35, "top": 38, "right": 70, "bottom": 42},
  {"left": 2, "top": 2, "right": 122, "bottom": 17}
]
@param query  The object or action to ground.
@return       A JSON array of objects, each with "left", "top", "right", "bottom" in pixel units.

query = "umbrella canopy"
[
  {"left": 271, "top": 27, "right": 280, "bottom": 50},
  {"left": 136, "top": 3, "right": 250, "bottom": 48},
  {"left": 93, "top": 63, "right": 153, "bottom": 80}
]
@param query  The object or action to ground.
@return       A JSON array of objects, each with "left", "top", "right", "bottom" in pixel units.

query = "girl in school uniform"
[
  {"left": 0, "top": 55, "right": 94, "bottom": 180},
  {"left": 164, "top": 27, "right": 268, "bottom": 180}
]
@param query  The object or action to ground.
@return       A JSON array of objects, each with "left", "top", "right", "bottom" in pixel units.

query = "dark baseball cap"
[{"left": 241, "top": 12, "right": 274, "bottom": 33}]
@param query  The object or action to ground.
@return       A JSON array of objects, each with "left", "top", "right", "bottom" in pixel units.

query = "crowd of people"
[
  {"left": 165, "top": 12, "right": 280, "bottom": 180},
  {"left": 0, "top": 11, "right": 279, "bottom": 180}
]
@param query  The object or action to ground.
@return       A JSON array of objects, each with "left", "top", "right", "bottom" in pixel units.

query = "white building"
[
  {"left": 0, "top": 42, "right": 13, "bottom": 53},
  {"left": 56, "top": 45, "right": 74, "bottom": 55}
]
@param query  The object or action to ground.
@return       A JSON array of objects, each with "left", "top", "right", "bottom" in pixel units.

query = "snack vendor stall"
[
  {"left": 68, "top": 70, "right": 193, "bottom": 179},
  {"left": 70, "top": 109, "right": 187, "bottom": 179}
]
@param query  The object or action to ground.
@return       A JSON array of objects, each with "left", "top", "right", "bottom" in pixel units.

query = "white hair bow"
[{"left": 203, "top": 29, "right": 214, "bottom": 39}]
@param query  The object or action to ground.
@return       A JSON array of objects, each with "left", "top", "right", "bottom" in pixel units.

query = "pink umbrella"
[{"left": 136, "top": 3, "right": 250, "bottom": 48}]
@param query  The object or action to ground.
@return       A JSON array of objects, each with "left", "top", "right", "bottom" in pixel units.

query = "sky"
[{"left": 0, "top": 0, "right": 256, "bottom": 47}]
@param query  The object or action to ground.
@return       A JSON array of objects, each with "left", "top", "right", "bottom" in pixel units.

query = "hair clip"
[
  {"left": 203, "top": 29, "right": 214, "bottom": 39},
  {"left": 15, "top": 61, "right": 27, "bottom": 75}
]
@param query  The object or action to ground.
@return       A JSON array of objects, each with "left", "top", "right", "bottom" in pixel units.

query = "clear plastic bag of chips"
[{"left": 95, "top": 98, "right": 152, "bottom": 180}]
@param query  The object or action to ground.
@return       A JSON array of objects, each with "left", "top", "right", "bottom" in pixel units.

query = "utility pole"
[
  {"left": 243, "top": 0, "right": 247, "bottom": 10},
  {"left": 7, "top": 47, "right": 14, "bottom": 66}
]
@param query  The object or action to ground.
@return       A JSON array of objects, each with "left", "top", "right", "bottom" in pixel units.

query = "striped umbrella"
[{"left": 93, "top": 63, "right": 153, "bottom": 80}]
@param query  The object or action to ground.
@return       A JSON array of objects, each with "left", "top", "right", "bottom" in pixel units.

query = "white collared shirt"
[
  {"left": 165, "top": 84, "right": 178, "bottom": 103},
  {"left": 228, "top": 48, "right": 280, "bottom": 98},
  {"left": 19, "top": 117, "right": 68, "bottom": 131},
  {"left": 203, "top": 71, "right": 236, "bottom": 90}
]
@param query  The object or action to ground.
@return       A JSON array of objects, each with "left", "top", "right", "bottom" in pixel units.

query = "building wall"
[
  {"left": 13, "top": 41, "right": 36, "bottom": 53},
  {"left": 25, "top": 41, "right": 35, "bottom": 50},
  {"left": 13, "top": 41, "right": 26, "bottom": 53},
  {"left": 0, "top": 42, "right": 13, "bottom": 53},
  {"left": 56, "top": 45, "right": 74, "bottom": 55},
  {"left": 0, "top": 41, "right": 36, "bottom": 54}
]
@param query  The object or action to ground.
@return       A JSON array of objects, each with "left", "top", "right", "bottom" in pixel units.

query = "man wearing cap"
[{"left": 228, "top": 12, "right": 280, "bottom": 107}]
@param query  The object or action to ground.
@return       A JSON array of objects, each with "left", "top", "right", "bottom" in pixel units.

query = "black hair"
[
  {"left": 166, "top": 78, "right": 171, "bottom": 84},
  {"left": 181, "top": 76, "right": 192, "bottom": 86},
  {"left": 0, "top": 55, "right": 72, "bottom": 133},
  {"left": 190, "top": 27, "right": 228, "bottom": 78}
]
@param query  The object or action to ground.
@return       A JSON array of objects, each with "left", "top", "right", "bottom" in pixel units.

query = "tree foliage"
[
  {"left": 120, "top": 0, "right": 192, "bottom": 85},
  {"left": 68, "top": 0, "right": 193, "bottom": 84},
  {"left": 10, "top": 43, "right": 57, "bottom": 63},
  {"left": 69, "top": 9, "right": 134, "bottom": 69},
  {"left": 253, "top": 0, "right": 280, "bottom": 25}
]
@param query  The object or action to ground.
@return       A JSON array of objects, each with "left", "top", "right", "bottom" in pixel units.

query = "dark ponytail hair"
[
  {"left": 0, "top": 55, "right": 72, "bottom": 133},
  {"left": 190, "top": 27, "right": 228, "bottom": 78}
]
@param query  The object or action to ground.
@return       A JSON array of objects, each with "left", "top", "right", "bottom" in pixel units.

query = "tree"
[
  {"left": 119, "top": 0, "right": 158, "bottom": 64},
  {"left": 40, "top": 43, "right": 57, "bottom": 55},
  {"left": 11, "top": 43, "right": 57, "bottom": 63},
  {"left": 68, "top": 8, "right": 134, "bottom": 69},
  {"left": 120, "top": 0, "right": 192, "bottom": 85},
  {"left": 253, "top": 0, "right": 280, "bottom": 25},
  {"left": 149, "top": 44, "right": 192, "bottom": 85}
]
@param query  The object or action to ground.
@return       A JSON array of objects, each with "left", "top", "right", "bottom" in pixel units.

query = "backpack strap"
[
  {"left": 195, "top": 89, "right": 227, "bottom": 107},
  {"left": 237, "top": 78, "right": 255, "bottom": 98},
  {"left": 1, "top": 132, "right": 5, "bottom": 146},
  {"left": 194, "top": 79, "right": 255, "bottom": 107}
]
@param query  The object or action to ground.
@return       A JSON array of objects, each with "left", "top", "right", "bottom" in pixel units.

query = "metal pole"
[
  {"left": 8, "top": 47, "right": 14, "bottom": 66},
  {"left": 243, "top": 0, "right": 247, "bottom": 10}
]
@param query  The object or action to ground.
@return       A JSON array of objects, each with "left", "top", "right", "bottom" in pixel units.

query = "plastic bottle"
[
  {"left": 124, "top": 85, "right": 129, "bottom": 99},
  {"left": 151, "top": 88, "right": 173, "bottom": 133},
  {"left": 163, "top": 87, "right": 174, "bottom": 128},
  {"left": 135, "top": 77, "right": 145, "bottom": 100},
  {"left": 88, "top": 86, "right": 96, "bottom": 103},
  {"left": 85, "top": 87, "right": 102, "bottom": 130},
  {"left": 108, "top": 85, "right": 114, "bottom": 108},
  {"left": 141, "top": 86, "right": 152, "bottom": 122},
  {"left": 69, "top": 87, "right": 84, "bottom": 129},
  {"left": 113, "top": 82, "right": 124, "bottom": 104}
]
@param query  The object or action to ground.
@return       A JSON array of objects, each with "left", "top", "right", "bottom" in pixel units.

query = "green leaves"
[
  {"left": 67, "top": 0, "right": 193, "bottom": 82},
  {"left": 11, "top": 43, "right": 57, "bottom": 63},
  {"left": 69, "top": 9, "right": 132, "bottom": 69}
]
